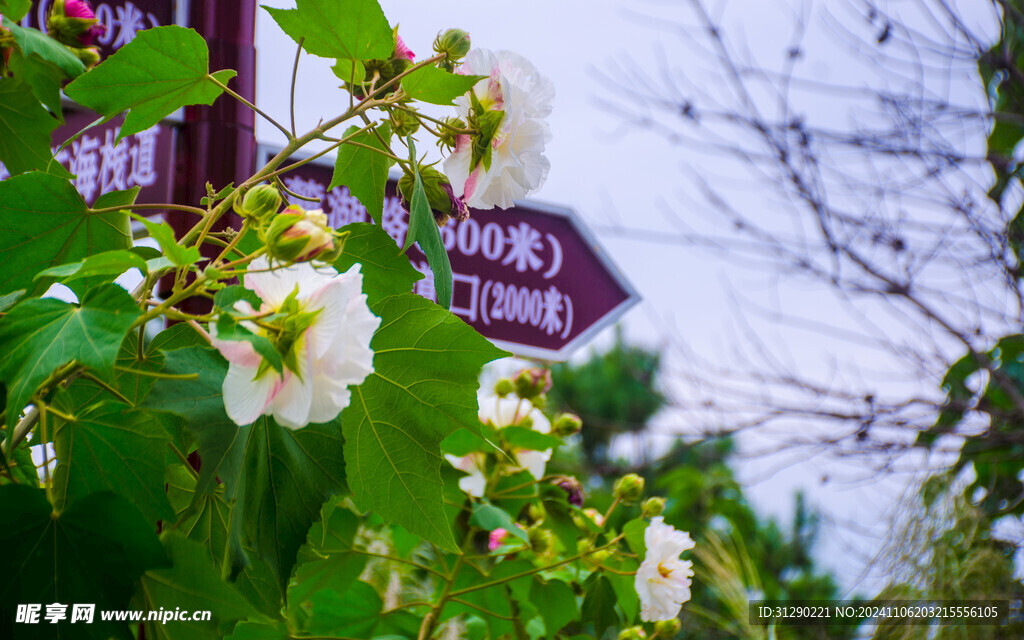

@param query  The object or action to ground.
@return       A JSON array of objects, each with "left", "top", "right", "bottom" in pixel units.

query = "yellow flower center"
[{"left": 658, "top": 562, "right": 673, "bottom": 578}]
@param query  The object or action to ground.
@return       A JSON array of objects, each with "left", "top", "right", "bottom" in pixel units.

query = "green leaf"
[
  {"left": 0, "top": 486, "right": 168, "bottom": 640},
  {"left": 0, "top": 283, "right": 141, "bottom": 426},
  {"left": 132, "top": 213, "right": 203, "bottom": 266},
  {"left": 303, "top": 581, "right": 382, "bottom": 638},
  {"left": 470, "top": 502, "right": 529, "bottom": 542},
  {"left": 0, "top": 171, "right": 132, "bottom": 297},
  {"left": 530, "top": 578, "right": 579, "bottom": 636},
  {"left": 226, "top": 417, "right": 348, "bottom": 590},
  {"left": 501, "top": 426, "right": 561, "bottom": 451},
  {"left": 139, "top": 533, "right": 260, "bottom": 640},
  {"left": 622, "top": 518, "right": 648, "bottom": 559},
  {"left": 263, "top": 0, "right": 393, "bottom": 60},
  {"left": 215, "top": 284, "right": 264, "bottom": 311},
  {"left": 287, "top": 555, "right": 367, "bottom": 631},
  {"left": 0, "top": 290, "right": 25, "bottom": 313},
  {"left": 332, "top": 222, "right": 421, "bottom": 305},
  {"left": 142, "top": 343, "right": 241, "bottom": 498},
  {"left": 342, "top": 293, "right": 507, "bottom": 551},
  {"left": 330, "top": 123, "right": 393, "bottom": 224},
  {"left": 3, "top": 18, "right": 86, "bottom": 78},
  {"left": 331, "top": 58, "right": 366, "bottom": 84},
  {"left": 402, "top": 65, "right": 485, "bottom": 105},
  {"left": 64, "top": 26, "right": 236, "bottom": 138},
  {"left": 36, "top": 249, "right": 148, "bottom": 283},
  {"left": 581, "top": 574, "right": 619, "bottom": 639},
  {"left": 7, "top": 49, "right": 67, "bottom": 119},
  {"left": 0, "top": 0, "right": 30, "bottom": 21},
  {"left": 406, "top": 139, "right": 453, "bottom": 309},
  {"left": 0, "top": 79, "right": 60, "bottom": 175},
  {"left": 440, "top": 427, "right": 496, "bottom": 456},
  {"left": 215, "top": 314, "right": 284, "bottom": 373},
  {"left": 227, "top": 621, "right": 290, "bottom": 640},
  {"left": 52, "top": 402, "right": 174, "bottom": 523},
  {"left": 603, "top": 555, "right": 640, "bottom": 623}
]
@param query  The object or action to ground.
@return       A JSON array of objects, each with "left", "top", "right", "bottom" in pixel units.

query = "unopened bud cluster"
[
  {"left": 434, "top": 28, "right": 471, "bottom": 71},
  {"left": 46, "top": 0, "right": 106, "bottom": 68}
]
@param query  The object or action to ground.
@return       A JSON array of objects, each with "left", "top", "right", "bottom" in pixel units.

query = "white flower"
[
  {"left": 635, "top": 517, "right": 695, "bottom": 622},
  {"left": 443, "top": 49, "right": 554, "bottom": 210},
  {"left": 445, "top": 394, "right": 553, "bottom": 495},
  {"left": 211, "top": 256, "right": 380, "bottom": 429},
  {"left": 444, "top": 452, "right": 487, "bottom": 497},
  {"left": 479, "top": 394, "right": 552, "bottom": 480}
]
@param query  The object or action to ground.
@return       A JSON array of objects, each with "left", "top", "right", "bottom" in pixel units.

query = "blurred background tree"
[
  {"left": 590, "top": 0, "right": 1024, "bottom": 631},
  {"left": 546, "top": 336, "right": 859, "bottom": 639}
]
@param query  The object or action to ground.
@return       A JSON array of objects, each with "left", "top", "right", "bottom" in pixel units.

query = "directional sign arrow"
[{"left": 260, "top": 145, "right": 640, "bottom": 361}]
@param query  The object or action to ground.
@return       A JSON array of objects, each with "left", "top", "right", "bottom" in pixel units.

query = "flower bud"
[
  {"left": 47, "top": 0, "right": 107, "bottom": 48},
  {"left": 613, "top": 473, "right": 645, "bottom": 503},
  {"left": 389, "top": 108, "right": 420, "bottom": 137},
  {"left": 262, "top": 205, "right": 337, "bottom": 263},
  {"left": 494, "top": 378, "right": 515, "bottom": 398},
  {"left": 436, "top": 117, "right": 466, "bottom": 151},
  {"left": 513, "top": 368, "right": 551, "bottom": 399},
  {"left": 654, "top": 618, "right": 681, "bottom": 637},
  {"left": 528, "top": 526, "right": 555, "bottom": 555},
  {"left": 433, "top": 28, "right": 471, "bottom": 64},
  {"left": 551, "top": 475, "right": 584, "bottom": 507},
  {"left": 641, "top": 496, "right": 666, "bottom": 518},
  {"left": 236, "top": 184, "right": 282, "bottom": 220},
  {"left": 398, "top": 165, "right": 469, "bottom": 226},
  {"left": 583, "top": 507, "right": 605, "bottom": 527},
  {"left": 618, "top": 626, "right": 647, "bottom": 640},
  {"left": 526, "top": 503, "right": 545, "bottom": 524},
  {"left": 552, "top": 412, "right": 582, "bottom": 437},
  {"left": 71, "top": 45, "right": 101, "bottom": 69}
]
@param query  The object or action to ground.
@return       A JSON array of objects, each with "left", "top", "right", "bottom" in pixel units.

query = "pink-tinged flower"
[
  {"left": 211, "top": 257, "right": 380, "bottom": 429},
  {"left": 65, "top": 0, "right": 106, "bottom": 45},
  {"left": 488, "top": 528, "right": 508, "bottom": 550},
  {"left": 394, "top": 34, "right": 415, "bottom": 62},
  {"left": 47, "top": 0, "right": 107, "bottom": 48},
  {"left": 263, "top": 206, "right": 337, "bottom": 263},
  {"left": 583, "top": 508, "right": 605, "bottom": 527},
  {"left": 443, "top": 49, "right": 554, "bottom": 210},
  {"left": 635, "top": 517, "right": 695, "bottom": 622}
]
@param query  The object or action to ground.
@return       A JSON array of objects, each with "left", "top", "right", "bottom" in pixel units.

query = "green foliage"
[
  {"left": 404, "top": 137, "right": 454, "bottom": 308},
  {"left": 52, "top": 402, "right": 174, "bottom": 522},
  {"left": 343, "top": 292, "right": 507, "bottom": 549},
  {"left": 0, "top": 486, "right": 168, "bottom": 640},
  {"left": 332, "top": 221, "right": 422, "bottom": 305},
  {"left": 330, "top": 123, "right": 394, "bottom": 223},
  {"left": 64, "top": 26, "right": 237, "bottom": 138},
  {"left": 402, "top": 64, "right": 486, "bottom": 105},
  {"left": 550, "top": 329, "right": 666, "bottom": 462},
  {"left": 0, "top": 284, "right": 140, "bottom": 426},
  {"left": 0, "top": 172, "right": 132, "bottom": 297},
  {"left": 263, "top": 0, "right": 393, "bottom": 60},
  {"left": 0, "top": 80, "right": 60, "bottom": 175}
]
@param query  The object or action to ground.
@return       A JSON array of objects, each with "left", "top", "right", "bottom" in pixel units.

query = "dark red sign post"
[{"left": 261, "top": 147, "right": 639, "bottom": 361}]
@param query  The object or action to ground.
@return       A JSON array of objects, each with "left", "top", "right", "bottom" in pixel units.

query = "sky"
[{"left": 251, "top": 0, "right": 1008, "bottom": 593}]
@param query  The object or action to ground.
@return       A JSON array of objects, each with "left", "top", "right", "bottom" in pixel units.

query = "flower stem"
[{"left": 209, "top": 74, "right": 294, "bottom": 141}]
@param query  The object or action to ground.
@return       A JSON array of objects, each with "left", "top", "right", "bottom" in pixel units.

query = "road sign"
[
  {"left": 0, "top": 110, "right": 176, "bottom": 208},
  {"left": 259, "top": 145, "right": 640, "bottom": 361},
  {"left": 20, "top": 0, "right": 185, "bottom": 60}
]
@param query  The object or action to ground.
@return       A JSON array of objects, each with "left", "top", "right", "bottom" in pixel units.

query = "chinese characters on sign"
[
  {"left": 0, "top": 111, "right": 176, "bottom": 208},
  {"left": 21, "top": 0, "right": 176, "bottom": 59},
  {"left": 272, "top": 149, "right": 639, "bottom": 360}
]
